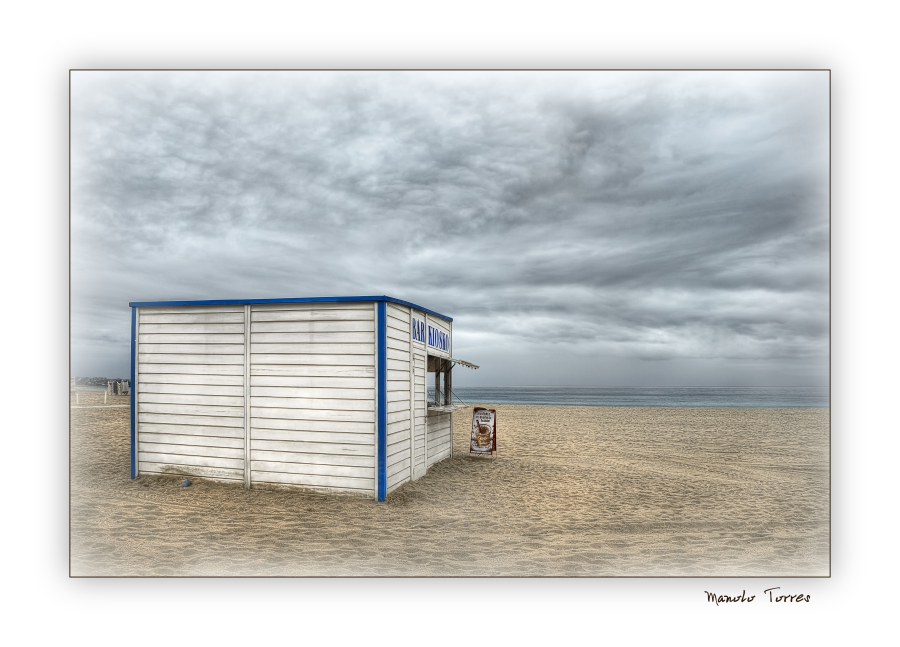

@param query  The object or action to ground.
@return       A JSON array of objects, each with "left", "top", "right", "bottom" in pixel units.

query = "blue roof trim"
[{"left": 127, "top": 295, "right": 452, "bottom": 322}]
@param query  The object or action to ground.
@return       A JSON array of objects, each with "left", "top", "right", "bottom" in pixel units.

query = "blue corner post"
[
  {"left": 130, "top": 306, "right": 136, "bottom": 479},
  {"left": 377, "top": 300, "right": 387, "bottom": 501}
]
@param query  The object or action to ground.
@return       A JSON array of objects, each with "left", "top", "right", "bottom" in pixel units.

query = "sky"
[{"left": 70, "top": 70, "right": 829, "bottom": 387}]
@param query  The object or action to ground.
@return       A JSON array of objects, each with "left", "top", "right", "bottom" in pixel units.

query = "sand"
[{"left": 70, "top": 391, "right": 829, "bottom": 576}]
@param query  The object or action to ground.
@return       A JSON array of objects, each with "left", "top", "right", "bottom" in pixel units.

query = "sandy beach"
[{"left": 70, "top": 391, "right": 829, "bottom": 576}]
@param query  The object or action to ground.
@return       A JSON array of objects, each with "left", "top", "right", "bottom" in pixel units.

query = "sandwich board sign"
[{"left": 470, "top": 407, "right": 496, "bottom": 455}]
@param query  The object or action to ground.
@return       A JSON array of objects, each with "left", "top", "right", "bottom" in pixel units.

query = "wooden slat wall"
[
  {"left": 248, "top": 303, "right": 376, "bottom": 496},
  {"left": 426, "top": 410, "right": 452, "bottom": 467},
  {"left": 136, "top": 306, "right": 246, "bottom": 482},
  {"left": 385, "top": 303, "right": 411, "bottom": 494},
  {"left": 424, "top": 312, "right": 452, "bottom": 468},
  {"left": 411, "top": 309, "right": 427, "bottom": 478}
]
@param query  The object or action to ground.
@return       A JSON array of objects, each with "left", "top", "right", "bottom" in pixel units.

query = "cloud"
[{"left": 70, "top": 71, "right": 829, "bottom": 385}]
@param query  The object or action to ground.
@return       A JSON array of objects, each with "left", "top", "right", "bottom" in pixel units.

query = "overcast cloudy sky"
[{"left": 70, "top": 70, "right": 829, "bottom": 387}]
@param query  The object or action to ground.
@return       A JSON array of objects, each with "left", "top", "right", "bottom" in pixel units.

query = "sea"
[
  {"left": 75, "top": 382, "right": 828, "bottom": 407},
  {"left": 431, "top": 386, "right": 829, "bottom": 408}
]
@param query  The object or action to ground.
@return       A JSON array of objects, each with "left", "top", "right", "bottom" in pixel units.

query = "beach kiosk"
[{"left": 128, "top": 296, "right": 477, "bottom": 501}]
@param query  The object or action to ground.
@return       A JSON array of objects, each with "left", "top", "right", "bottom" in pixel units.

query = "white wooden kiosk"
[{"left": 128, "top": 296, "right": 477, "bottom": 501}]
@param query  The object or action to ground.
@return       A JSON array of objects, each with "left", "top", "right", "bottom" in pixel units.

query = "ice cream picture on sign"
[{"left": 471, "top": 407, "right": 497, "bottom": 455}]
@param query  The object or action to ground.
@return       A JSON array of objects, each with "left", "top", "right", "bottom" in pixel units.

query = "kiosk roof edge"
[{"left": 127, "top": 295, "right": 453, "bottom": 322}]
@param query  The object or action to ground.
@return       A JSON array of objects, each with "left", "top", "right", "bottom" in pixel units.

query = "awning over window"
[
  {"left": 426, "top": 354, "right": 478, "bottom": 411},
  {"left": 427, "top": 354, "right": 479, "bottom": 370}
]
